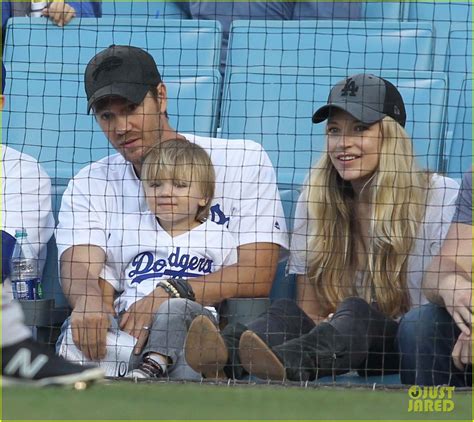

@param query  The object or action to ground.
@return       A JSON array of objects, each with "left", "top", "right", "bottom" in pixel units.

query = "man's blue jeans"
[{"left": 397, "top": 304, "right": 472, "bottom": 386}]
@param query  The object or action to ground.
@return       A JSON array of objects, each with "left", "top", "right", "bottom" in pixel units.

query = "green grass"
[{"left": 2, "top": 381, "right": 472, "bottom": 421}]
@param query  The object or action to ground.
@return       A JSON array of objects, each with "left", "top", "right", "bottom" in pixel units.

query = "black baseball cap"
[
  {"left": 85, "top": 45, "right": 162, "bottom": 114},
  {"left": 312, "top": 74, "right": 406, "bottom": 127}
]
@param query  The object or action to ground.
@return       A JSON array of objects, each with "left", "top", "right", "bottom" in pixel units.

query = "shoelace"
[{"left": 137, "top": 356, "right": 165, "bottom": 378}]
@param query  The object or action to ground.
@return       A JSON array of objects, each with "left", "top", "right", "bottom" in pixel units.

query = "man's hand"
[
  {"left": 452, "top": 332, "right": 472, "bottom": 371},
  {"left": 71, "top": 294, "right": 113, "bottom": 361},
  {"left": 120, "top": 288, "right": 169, "bottom": 355},
  {"left": 42, "top": 2, "right": 76, "bottom": 27},
  {"left": 439, "top": 275, "right": 472, "bottom": 336}
]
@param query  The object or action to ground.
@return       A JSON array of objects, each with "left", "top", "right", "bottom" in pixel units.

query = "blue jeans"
[{"left": 397, "top": 304, "right": 472, "bottom": 386}]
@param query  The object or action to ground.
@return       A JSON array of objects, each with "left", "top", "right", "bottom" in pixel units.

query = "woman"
[{"left": 185, "top": 73, "right": 459, "bottom": 381}]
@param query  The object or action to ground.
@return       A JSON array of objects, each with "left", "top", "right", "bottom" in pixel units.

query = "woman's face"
[{"left": 326, "top": 109, "right": 382, "bottom": 188}]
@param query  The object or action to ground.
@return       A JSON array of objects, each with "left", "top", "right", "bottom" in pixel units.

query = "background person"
[
  {"left": 398, "top": 168, "right": 472, "bottom": 386},
  {"left": 1, "top": 63, "right": 104, "bottom": 386},
  {"left": 185, "top": 74, "right": 459, "bottom": 382}
]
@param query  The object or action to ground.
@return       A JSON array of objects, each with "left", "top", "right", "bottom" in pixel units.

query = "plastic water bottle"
[
  {"left": 10, "top": 229, "right": 42, "bottom": 300},
  {"left": 30, "top": 1, "right": 48, "bottom": 18}
]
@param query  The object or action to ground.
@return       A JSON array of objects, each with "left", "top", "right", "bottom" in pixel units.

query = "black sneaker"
[
  {"left": 126, "top": 355, "right": 165, "bottom": 379},
  {"left": 1, "top": 338, "right": 104, "bottom": 387}
]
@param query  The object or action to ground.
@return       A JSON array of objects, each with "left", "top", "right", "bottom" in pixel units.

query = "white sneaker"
[
  {"left": 125, "top": 368, "right": 149, "bottom": 379},
  {"left": 125, "top": 355, "right": 165, "bottom": 379}
]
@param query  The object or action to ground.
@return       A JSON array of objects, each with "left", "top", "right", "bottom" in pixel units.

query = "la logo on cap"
[
  {"left": 92, "top": 56, "right": 123, "bottom": 81},
  {"left": 340, "top": 78, "right": 359, "bottom": 97}
]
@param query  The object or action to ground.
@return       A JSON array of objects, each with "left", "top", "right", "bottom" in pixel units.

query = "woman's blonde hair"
[
  {"left": 142, "top": 139, "right": 215, "bottom": 222},
  {"left": 305, "top": 116, "right": 430, "bottom": 318}
]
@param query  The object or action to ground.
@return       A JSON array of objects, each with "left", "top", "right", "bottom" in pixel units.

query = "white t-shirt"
[
  {"left": 1, "top": 146, "right": 55, "bottom": 277},
  {"left": 56, "top": 135, "right": 288, "bottom": 287},
  {"left": 104, "top": 214, "right": 238, "bottom": 313},
  {"left": 288, "top": 174, "right": 459, "bottom": 308}
]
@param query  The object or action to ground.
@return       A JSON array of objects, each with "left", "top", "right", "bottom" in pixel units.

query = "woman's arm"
[{"left": 296, "top": 274, "right": 327, "bottom": 323}]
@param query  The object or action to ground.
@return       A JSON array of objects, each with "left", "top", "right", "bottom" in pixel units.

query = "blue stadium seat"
[
  {"left": 407, "top": 1, "right": 471, "bottom": 23},
  {"left": 226, "top": 20, "right": 435, "bottom": 72},
  {"left": 442, "top": 25, "right": 472, "bottom": 153},
  {"left": 270, "top": 187, "right": 300, "bottom": 301},
  {"left": 407, "top": 3, "right": 472, "bottom": 172},
  {"left": 445, "top": 79, "right": 472, "bottom": 179},
  {"left": 362, "top": 1, "right": 407, "bottom": 20},
  {"left": 220, "top": 68, "right": 448, "bottom": 186},
  {"left": 101, "top": 1, "right": 186, "bottom": 18},
  {"left": 3, "top": 18, "right": 222, "bottom": 72},
  {"left": 407, "top": 2, "right": 472, "bottom": 71}
]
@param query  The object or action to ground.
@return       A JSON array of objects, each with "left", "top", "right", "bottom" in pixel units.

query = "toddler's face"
[{"left": 144, "top": 177, "right": 207, "bottom": 233}]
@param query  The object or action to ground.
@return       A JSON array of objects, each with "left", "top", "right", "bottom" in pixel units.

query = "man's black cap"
[{"left": 85, "top": 45, "right": 162, "bottom": 113}]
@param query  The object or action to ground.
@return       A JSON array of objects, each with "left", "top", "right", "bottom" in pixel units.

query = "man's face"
[{"left": 94, "top": 91, "right": 165, "bottom": 170}]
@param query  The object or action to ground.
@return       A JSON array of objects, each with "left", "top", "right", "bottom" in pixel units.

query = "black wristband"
[{"left": 167, "top": 279, "right": 196, "bottom": 301}]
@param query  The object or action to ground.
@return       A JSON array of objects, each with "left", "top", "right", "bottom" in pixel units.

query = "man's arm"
[
  {"left": 189, "top": 242, "right": 280, "bottom": 305},
  {"left": 60, "top": 245, "right": 112, "bottom": 360},
  {"left": 121, "top": 242, "right": 280, "bottom": 313},
  {"left": 422, "top": 222, "right": 472, "bottom": 335}
]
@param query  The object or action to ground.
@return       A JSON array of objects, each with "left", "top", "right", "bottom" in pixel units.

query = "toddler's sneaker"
[{"left": 126, "top": 355, "right": 165, "bottom": 379}]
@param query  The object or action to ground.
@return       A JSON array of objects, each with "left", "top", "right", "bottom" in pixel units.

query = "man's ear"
[
  {"left": 157, "top": 82, "right": 168, "bottom": 114},
  {"left": 198, "top": 197, "right": 208, "bottom": 207}
]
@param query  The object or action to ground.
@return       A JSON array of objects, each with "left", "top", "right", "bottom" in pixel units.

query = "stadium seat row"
[
  {"left": 98, "top": 1, "right": 471, "bottom": 24},
  {"left": 3, "top": 17, "right": 471, "bottom": 185}
]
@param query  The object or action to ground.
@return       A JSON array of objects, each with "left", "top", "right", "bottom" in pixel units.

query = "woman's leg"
[
  {"left": 130, "top": 298, "right": 217, "bottom": 380},
  {"left": 241, "top": 297, "right": 399, "bottom": 381}
]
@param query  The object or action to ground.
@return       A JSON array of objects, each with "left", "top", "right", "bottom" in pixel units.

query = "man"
[
  {"left": 56, "top": 45, "right": 288, "bottom": 379},
  {"left": 1, "top": 63, "right": 104, "bottom": 386},
  {"left": 398, "top": 168, "right": 472, "bottom": 386}
]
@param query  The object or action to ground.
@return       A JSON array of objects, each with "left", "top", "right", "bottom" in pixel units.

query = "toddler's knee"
[{"left": 157, "top": 298, "right": 196, "bottom": 315}]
